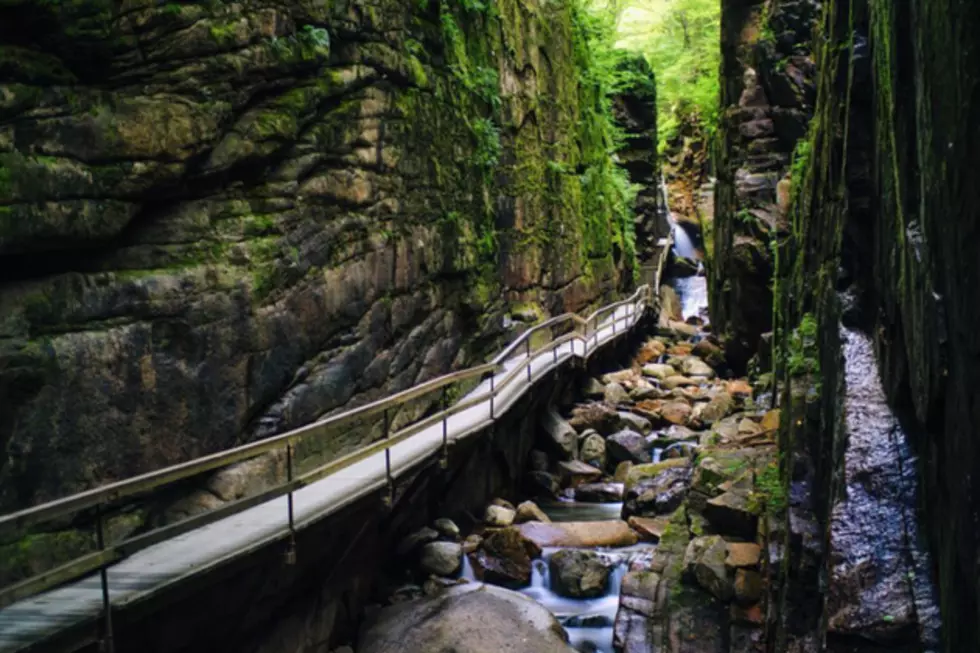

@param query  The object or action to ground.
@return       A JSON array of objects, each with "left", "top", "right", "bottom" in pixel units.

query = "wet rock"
[
  {"left": 704, "top": 490, "right": 758, "bottom": 539},
  {"left": 623, "top": 465, "right": 692, "bottom": 518},
  {"left": 660, "top": 401, "right": 692, "bottom": 426},
  {"left": 549, "top": 550, "right": 612, "bottom": 598},
  {"left": 519, "top": 520, "right": 638, "bottom": 548},
  {"left": 433, "top": 518, "right": 460, "bottom": 540},
  {"left": 692, "top": 338, "right": 725, "bottom": 367},
  {"left": 667, "top": 344, "right": 694, "bottom": 358},
  {"left": 726, "top": 543, "right": 761, "bottom": 569},
  {"left": 681, "top": 356, "right": 715, "bottom": 379},
  {"left": 574, "top": 482, "right": 625, "bottom": 503},
  {"left": 662, "top": 375, "right": 698, "bottom": 390},
  {"left": 602, "top": 369, "right": 640, "bottom": 387},
  {"left": 614, "top": 461, "right": 633, "bottom": 482},
  {"left": 582, "top": 377, "right": 606, "bottom": 400},
  {"left": 397, "top": 527, "right": 440, "bottom": 557},
  {"left": 579, "top": 433, "right": 607, "bottom": 469},
  {"left": 699, "top": 391, "right": 734, "bottom": 424},
  {"left": 618, "top": 411, "right": 652, "bottom": 434},
  {"left": 419, "top": 541, "right": 463, "bottom": 577},
  {"left": 629, "top": 383, "right": 663, "bottom": 401},
  {"left": 569, "top": 403, "right": 623, "bottom": 435},
  {"left": 628, "top": 516, "right": 670, "bottom": 542},
  {"left": 662, "top": 442, "right": 697, "bottom": 460},
  {"left": 541, "top": 407, "right": 578, "bottom": 460},
  {"left": 660, "top": 286, "right": 684, "bottom": 321},
  {"left": 525, "top": 471, "right": 560, "bottom": 498},
  {"left": 462, "top": 534, "right": 483, "bottom": 554},
  {"left": 557, "top": 460, "right": 603, "bottom": 487},
  {"left": 760, "top": 409, "right": 780, "bottom": 432},
  {"left": 659, "top": 320, "right": 700, "bottom": 339},
  {"left": 734, "top": 569, "right": 763, "bottom": 605},
  {"left": 515, "top": 501, "right": 551, "bottom": 524},
  {"left": 485, "top": 505, "right": 516, "bottom": 527},
  {"left": 669, "top": 255, "right": 700, "bottom": 277},
  {"left": 359, "top": 583, "right": 575, "bottom": 653},
  {"left": 659, "top": 424, "right": 699, "bottom": 444},
  {"left": 607, "top": 429, "right": 652, "bottom": 464},
  {"left": 470, "top": 527, "right": 542, "bottom": 588},
  {"left": 636, "top": 338, "right": 668, "bottom": 364},
  {"left": 737, "top": 418, "right": 763, "bottom": 437},
  {"left": 603, "top": 382, "right": 630, "bottom": 405},
  {"left": 614, "top": 569, "right": 667, "bottom": 653},
  {"left": 691, "top": 457, "right": 731, "bottom": 496},
  {"left": 684, "top": 535, "right": 733, "bottom": 600},
  {"left": 642, "top": 363, "right": 675, "bottom": 380}
]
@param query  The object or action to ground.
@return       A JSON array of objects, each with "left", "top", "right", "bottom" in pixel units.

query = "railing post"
[
  {"left": 490, "top": 370, "right": 496, "bottom": 420},
  {"left": 383, "top": 409, "right": 394, "bottom": 507},
  {"left": 593, "top": 316, "right": 599, "bottom": 349},
  {"left": 525, "top": 337, "right": 532, "bottom": 383},
  {"left": 285, "top": 441, "right": 297, "bottom": 564},
  {"left": 440, "top": 386, "right": 449, "bottom": 469},
  {"left": 553, "top": 340, "right": 558, "bottom": 364},
  {"left": 95, "top": 505, "right": 115, "bottom": 653}
]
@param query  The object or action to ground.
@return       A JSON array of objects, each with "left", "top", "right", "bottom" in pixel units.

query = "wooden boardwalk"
[{"left": 0, "top": 302, "right": 651, "bottom": 652}]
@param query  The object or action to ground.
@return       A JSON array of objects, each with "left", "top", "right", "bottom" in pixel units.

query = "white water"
[{"left": 661, "top": 177, "right": 709, "bottom": 321}]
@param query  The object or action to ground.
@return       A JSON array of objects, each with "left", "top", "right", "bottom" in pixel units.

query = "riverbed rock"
[
  {"left": 636, "top": 338, "right": 668, "bottom": 364},
  {"left": 419, "top": 541, "right": 463, "bottom": 577},
  {"left": 737, "top": 418, "right": 763, "bottom": 437},
  {"left": 660, "top": 401, "right": 692, "bottom": 426},
  {"left": 760, "top": 409, "right": 781, "bottom": 432},
  {"left": 692, "top": 339, "right": 726, "bottom": 368},
  {"left": 618, "top": 411, "right": 652, "bottom": 434},
  {"left": 667, "top": 343, "right": 694, "bottom": 357},
  {"left": 462, "top": 534, "right": 483, "bottom": 554},
  {"left": 359, "top": 583, "right": 575, "bottom": 653},
  {"left": 515, "top": 501, "right": 551, "bottom": 524},
  {"left": 541, "top": 407, "right": 578, "bottom": 460},
  {"left": 614, "top": 461, "right": 633, "bottom": 482},
  {"left": 662, "top": 375, "right": 698, "bottom": 390},
  {"left": 725, "top": 379, "right": 754, "bottom": 398},
  {"left": 607, "top": 429, "right": 652, "bottom": 464},
  {"left": 623, "top": 465, "right": 692, "bottom": 519},
  {"left": 569, "top": 403, "right": 623, "bottom": 435},
  {"left": 704, "top": 490, "right": 758, "bottom": 539},
  {"left": 525, "top": 471, "right": 560, "bottom": 498},
  {"left": 484, "top": 505, "right": 516, "bottom": 527},
  {"left": 603, "top": 382, "right": 630, "bottom": 406},
  {"left": 734, "top": 569, "right": 763, "bottom": 604},
  {"left": 557, "top": 460, "right": 603, "bottom": 487},
  {"left": 397, "top": 527, "right": 440, "bottom": 557},
  {"left": 726, "top": 543, "right": 761, "bottom": 569},
  {"left": 433, "top": 518, "right": 460, "bottom": 540},
  {"left": 628, "top": 516, "right": 671, "bottom": 542},
  {"left": 582, "top": 377, "right": 607, "bottom": 400},
  {"left": 549, "top": 550, "right": 612, "bottom": 598},
  {"left": 574, "top": 482, "right": 625, "bottom": 503},
  {"left": 680, "top": 356, "right": 715, "bottom": 379},
  {"left": 699, "top": 392, "right": 734, "bottom": 424},
  {"left": 579, "top": 433, "right": 607, "bottom": 469},
  {"left": 642, "top": 363, "right": 676, "bottom": 381},
  {"left": 684, "top": 535, "right": 733, "bottom": 600},
  {"left": 470, "top": 527, "right": 542, "bottom": 588},
  {"left": 519, "top": 520, "right": 639, "bottom": 548}
]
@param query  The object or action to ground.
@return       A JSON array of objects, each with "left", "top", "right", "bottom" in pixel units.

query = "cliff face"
[
  {"left": 711, "top": 0, "right": 818, "bottom": 370},
  {"left": 0, "top": 0, "right": 641, "bottom": 511},
  {"left": 772, "top": 0, "right": 980, "bottom": 650}
]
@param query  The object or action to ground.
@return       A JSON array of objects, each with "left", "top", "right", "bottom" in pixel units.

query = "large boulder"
[
  {"left": 397, "top": 527, "right": 439, "bottom": 557},
  {"left": 642, "top": 363, "right": 676, "bottom": 381},
  {"left": 359, "top": 583, "right": 576, "bottom": 653},
  {"left": 618, "top": 411, "right": 652, "bottom": 434},
  {"left": 574, "top": 482, "right": 625, "bottom": 503},
  {"left": 515, "top": 501, "right": 552, "bottom": 524},
  {"left": 683, "top": 535, "right": 733, "bottom": 600},
  {"left": 603, "top": 382, "right": 631, "bottom": 405},
  {"left": 698, "top": 392, "right": 734, "bottom": 424},
  {"left": 680, "top": 356, "right": 716, "bottom": 379},
  {"left": 419, "top": 541, "right": 463, "bottom": 577},
  {"left": 623, "top": 463, "right": 692, "bottom": 519},
  {"left": 540, "top": 407, "right": 578, "bottom": 460},
  {"left": 557, "top": 460, "right": 603, "bottom": 487},
  {"left": 470, "top": 527, "right": 542, "bottom": 588},
  {"left": 549, "top": 549, "right": 613, "bottom": 598},
  {"left": 519, "top": 520, "right": 638, "bottom": 548},
  {"left": 569, "top": 403, "right": 623, "bottom": 435},
  {"left": 704, "top": 490, "right": 758, "bottom": 539},
  {"left": 579, "top": 432, "right": 607, "bottom": 469},
  {"left": 485, "top": 504, "right": 516, "bottom": 527},
  {"left": 607, "top": 429, "right": 652, "bottom": 464}
]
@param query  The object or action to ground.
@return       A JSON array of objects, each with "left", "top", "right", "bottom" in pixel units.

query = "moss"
[{"left": 0, "top": 530, "right": 94, "bottom": 587}]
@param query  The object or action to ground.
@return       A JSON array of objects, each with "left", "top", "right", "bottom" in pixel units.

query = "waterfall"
[{"left": 660, "top": 176, "right": 709, "bottom": 321}]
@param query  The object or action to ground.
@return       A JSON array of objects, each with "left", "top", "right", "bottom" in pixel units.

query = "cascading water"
[{"left": 661, "top": 176, "right": 708, "bottom": 320}]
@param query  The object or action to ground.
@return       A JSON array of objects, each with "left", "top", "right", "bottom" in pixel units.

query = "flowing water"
[
  {"left": 828, "top": 327, "right": 941, "bottom": 650},
  {"left": 661, "top": 176, "right": 709, "bottom": 321}
]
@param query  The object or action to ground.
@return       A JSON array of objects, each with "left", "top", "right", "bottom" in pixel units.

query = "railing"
[{"left": 0, "top": 283, "right": 662, "bottom": 622}]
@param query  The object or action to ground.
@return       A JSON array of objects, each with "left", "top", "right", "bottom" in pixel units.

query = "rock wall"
[
  {"left": 771, "top": 0, "right": 980, "bottom": 650},
  {"left": 0, "top": 0, "right": 641, "bottom": 512},
  {"left": 711, "top": 0, "right": 819, "bottom": 370}
]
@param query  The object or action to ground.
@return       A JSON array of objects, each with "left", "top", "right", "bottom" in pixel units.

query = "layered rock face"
[
  {"left": 771, "top": 0, "right": 980, "bottom": 650},
  {"left": 0, "top": 0, "right": 642, "bottom": 511},
  {"left": 711, "top": 0, "right": 819, "bottom": 370}
]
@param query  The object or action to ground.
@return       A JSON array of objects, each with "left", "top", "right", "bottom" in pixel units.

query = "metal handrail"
[{"left": 0, "top": 281, "right": 657, "bottom": 614}]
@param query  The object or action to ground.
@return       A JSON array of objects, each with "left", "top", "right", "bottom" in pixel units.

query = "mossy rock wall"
[
  {"left": 0, "top": 0, "right": 640, "bottom": 512},
  {"left": 771, "top": 0, "right": 980, "bottom": 650}
]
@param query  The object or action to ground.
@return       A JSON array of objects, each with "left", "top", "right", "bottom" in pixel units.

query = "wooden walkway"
[{"left": 0, "top": 299, "right": 653, "bottom": 652}]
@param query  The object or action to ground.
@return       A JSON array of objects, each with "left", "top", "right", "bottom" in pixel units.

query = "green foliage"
[
  {"left": 471, "top": 117, "right": 501, "bottom": 169},
  {"left": 735, "top": 208, "right": 757, "bottom": 226},
  {"left": 616, "top": 0, "right": 721, "bottom": 150},
  {"left": 750, "top": 458, "right": 787, "bottom": 517},
  {"left": 787, "top": 312, "right": 819, "bottom": 377}
]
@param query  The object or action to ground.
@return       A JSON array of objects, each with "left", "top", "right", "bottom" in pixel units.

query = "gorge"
[{"left": 1, "top": 0, "right": 979, "bottom": 652}]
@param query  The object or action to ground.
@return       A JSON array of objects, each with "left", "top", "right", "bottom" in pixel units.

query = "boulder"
[
  {"left": 540, "top": 407, "right": 578, "bottom": 460},
  {"left": 726, "top": 543, "right": 762, "bottom": 570},
  {"left": 433, "top": 518, "right": 460, "bottom": 540},
  {"left": 628, "top": 515, "right": 670, "bottom": 542},
  {"left": 462, "top": 534, "right": 483, "bottom": 554},
  {"left": 699, "top": 392, "right": 734, "bottom": 424},
  {"left": 582, "top": 377, "right": 606, "bottom": 400},
  {"left": 613, "top": 461, "right": 633, "bottom": 482},
  {"left": 569, "top": 403, "right": 623, "bottom": 435},
  {"left": 397, "top": 527, "right": 440, "bottom": 557},
  {"left": 704, "top": 491, "right": 758, "bottom": 539},
  {"left": 485, "top": 505, "right": 516, "bottom": 527},
  {"left": 618, "top": 411, "right": 652, "bottom": 434},
  {"left": 684, "top": 535, "right": 733, "bottom": 600},
  {"left": 603, "top": 382, "right": 630, "bottom": 406},
  {"left": 419, "top": 541, "right": 463, "bottom": 577},
  {"left": 574, "top": 482, "right": 625, "bottom": 503},
  {"left": 642, "top": 363, "right": 676, "bottom": 380},
  {"left": 660, "top": 320, "right": 699, "bottom": 339},
  {"left": 737, "top": 418, "right": 763, "bottom": 437},
  {"left": 623, "top": 465, "right": 692, "bottom": 519},
  {"left": 734, "top": 569, "right": 763, "bottom": 605},
  {"left": 602, "top": 369, "right": 640, "bottom": 387},
  {"left": 659, "top": 285, "right": 684, "bottom": 321},
  {"left": 579, "top": 433, "right": 607, "bottom": 469},
  {"left": 692, "top": 339, "right": 725, "bottom": 367},
  {"left": 519, "top": 520, "right": 638, "bottom": 548},
  {"left": 549, "top": 549, "right": 612, "bottom": 598},
  {"left": 607, "top": 429, "right": 652, "bottom": 464},
  {"left": 525, "top": 471, "right": 559, "bottom": 498},
  {"left": 667, "top": 343, "right": 694, "bottom": 357},
  {"left": 470, "top": 527, "right": 542, "bottom": 588},
  {"left": 662, "top": 442, "right": 698, "bottom": 460},
  {"left": 680, "top": 356, "right": 716, "bottom": 379},
  {"left": 358, "top": 583, "right": 576, "bottom": 653},
  {"left": 515, "top": 500, "right": 551, "bottom": 524},
  {"left": 557, "top": 460, "right": 603, "bottom": 487},
  {"left": 629, "top": 382, "right": 663, "bottom": 401},
  {"left": 662, "top": 375, "right": 698, "bottom": 390},
  {"left": 659, "top": 424, "right": 699, "bottom": 444},
  {"left": 636, "top": 338, "right": 668, "bottom": 364},
  {"left": 660, "top": 401, "right": 692, "bottom": 426},
  {"left": 691, "top": 457, "right": 731, "bottom": 496},
  {"left": 725, "top": 379, "right": 754, "bottom": 398},
  {"left": 760, "top": 409, "right": 780, "bottom": 432}
]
